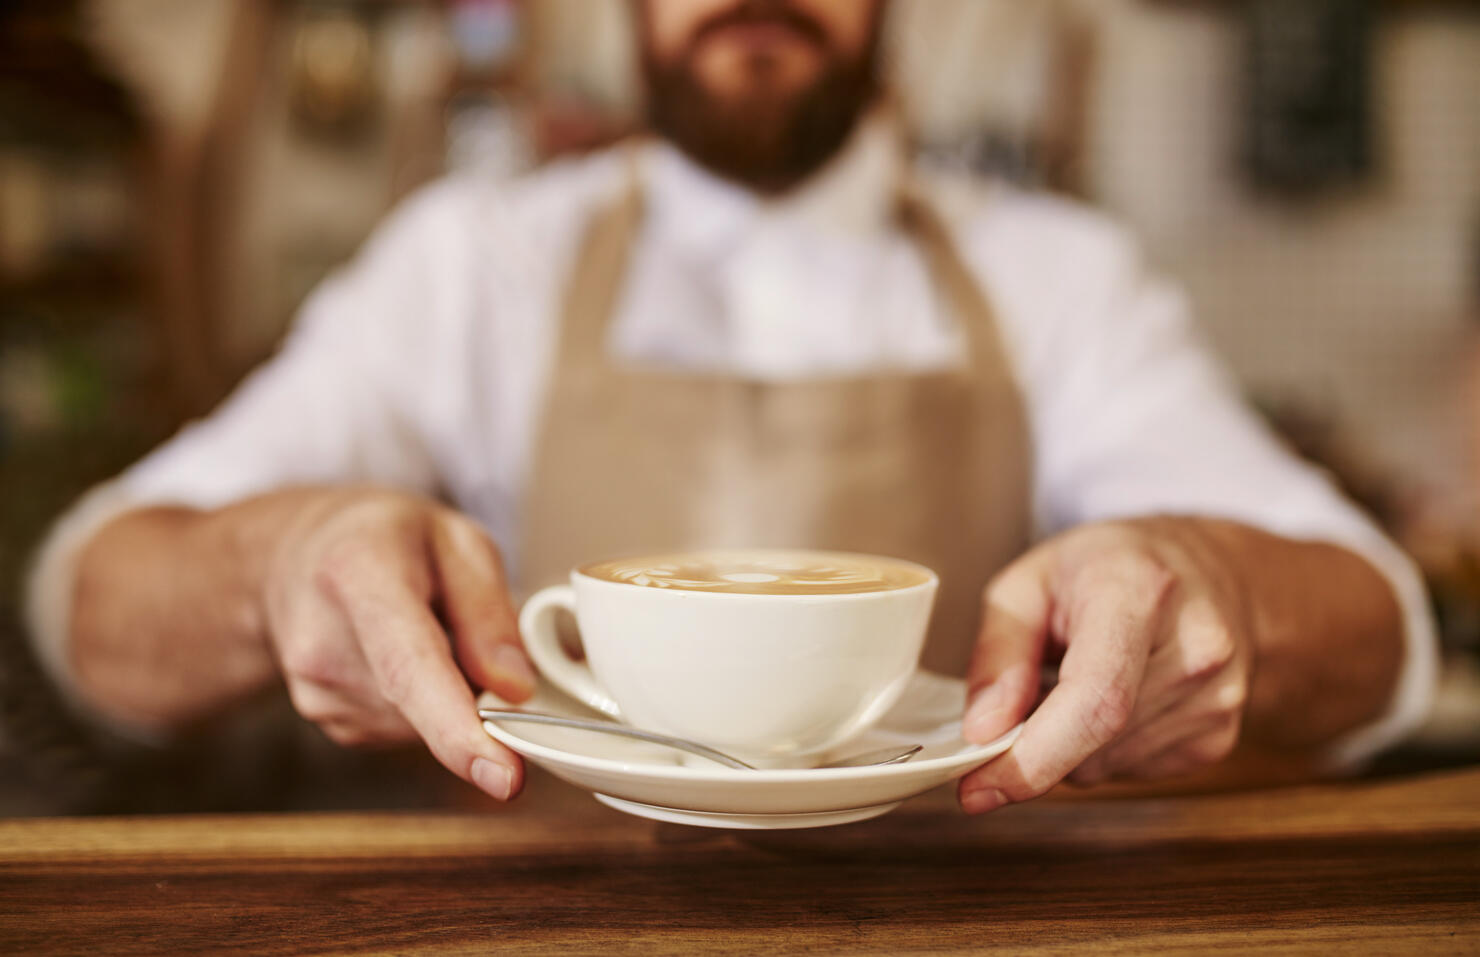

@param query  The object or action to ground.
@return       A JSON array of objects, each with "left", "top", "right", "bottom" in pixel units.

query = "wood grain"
[{"left": 2, "top": 768, "right": 1478, "bottom": 955}]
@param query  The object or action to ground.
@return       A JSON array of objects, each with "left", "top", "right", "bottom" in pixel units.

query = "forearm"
[
  {"left": 69, "top": 489, "right": 324, "bottom": 731},
  {"left": 1195, "top": 519, "right": 1406, "bottom": 751}
]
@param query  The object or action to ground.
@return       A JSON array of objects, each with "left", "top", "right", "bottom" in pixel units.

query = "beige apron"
[{"left": 520, "top": 156, "right": 1032, "bottom": 675}]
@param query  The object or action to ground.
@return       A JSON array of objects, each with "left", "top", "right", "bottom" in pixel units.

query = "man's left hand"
[{"left": 956, "top": 518, "right": 1256, "bottom": 814}]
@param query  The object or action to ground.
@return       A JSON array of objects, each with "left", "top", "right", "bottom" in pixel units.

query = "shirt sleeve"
[
  {"left": 24, "top": 187, "right": 453, "bottom": 720},
  {"left": 1016, "top": 211, "right": 1438, "bottom": 769}
]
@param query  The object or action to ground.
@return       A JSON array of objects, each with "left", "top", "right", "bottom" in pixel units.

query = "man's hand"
[
  {"left": 263, "top": 489, "right": 536, "bottom": 800},
  {"left": 955, "top": 516, "right": 1403, "bottom": 814},
  {"left": 72, "top": 487, "right": 536, "bottom": 802}
]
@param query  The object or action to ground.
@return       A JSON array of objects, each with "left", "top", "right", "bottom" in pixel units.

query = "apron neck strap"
[
  {"left": 556, "top": 149, "right": 647, "bottom": 369},
  {"left": 892, "top": 180, "right": 1014, "bottom": 379},
  {"left": 556, "top": 142, "right": 1010, "bottom": 379}
]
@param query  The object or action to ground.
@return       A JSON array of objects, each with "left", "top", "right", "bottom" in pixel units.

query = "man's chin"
[
  {"left": 703, "top": 90, "right": 807, "bottom": 133},
  {"left": 643, "top": 56, "right": 878, "bottom": 194},
  {"left": 700, "top": 74, "right": 812, "bottom": 108}
]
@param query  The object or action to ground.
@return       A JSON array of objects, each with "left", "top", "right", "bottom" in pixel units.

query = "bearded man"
[{"left": 29, "top": 0, "right": 1434, "bottom": 813}]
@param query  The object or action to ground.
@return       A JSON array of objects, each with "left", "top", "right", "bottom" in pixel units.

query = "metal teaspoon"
[{"left": 477, "top": 708, "right": 923, "bottom": 770}]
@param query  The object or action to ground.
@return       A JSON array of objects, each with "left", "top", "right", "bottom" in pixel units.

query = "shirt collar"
[{"left": 640, "top": 107, "right": 903, "bottom": 259}]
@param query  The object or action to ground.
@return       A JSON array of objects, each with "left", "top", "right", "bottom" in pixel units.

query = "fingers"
[
  {"left": 429, "top": 509, "right": 535, "bottom": 702},
  {"left": 1106, "top": 728, "right": 1231, "bottom": 783},
  {"left": 288, "top": 681, "right": 418, "bottom": 746},
  {"left": 1074, "top": 669, "right": 1246, "bottom": 784},
  {"left": 1118, "top": 594, "right": 1238, "bottom": 737},
  {"left": 322, "top": 550, "right": 524, "bottom": 801},
  {"left": 273, "top": 593, "right": 416, "bottom": 743},
  {"left": 958, "top": 553, "right": 1171, "bottom": 814},
  {"left": 1069, "top": 593, "right": 1245, "bottom": 783},
  {"left": 962, "top": 550, "right": 1054, "bottom": 744},
  {"left": 1088, "top": 714, "right": 1239, "bottom": 784}
]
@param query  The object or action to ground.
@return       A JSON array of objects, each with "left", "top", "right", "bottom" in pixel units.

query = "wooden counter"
[{"left": 3, "top": 767, "right": 1477, "bottom": 954}]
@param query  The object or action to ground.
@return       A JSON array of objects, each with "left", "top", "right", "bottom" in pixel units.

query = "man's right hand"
[
  {"left": 262, "top": 488, "right": 535, "bottom": 799},
  {"left": 72, "top": 487, "right": 535, "bottom": 802}
]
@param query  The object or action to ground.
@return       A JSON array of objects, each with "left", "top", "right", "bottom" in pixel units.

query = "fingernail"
[
  {"left": 963, "top": 683, "right": 1007, "bottom": 744},
  {"left": 961, "top": 787, "right": 1008, "bottom": 815},
  {"left": 471, "top": 757, "right": 515, "bottom": 801},
  {"left": 492, "top": 643, "right": 537, "bottom": 694}
]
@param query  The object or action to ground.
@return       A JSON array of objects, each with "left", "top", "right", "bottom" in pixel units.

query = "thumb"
[{"left": 963, "top": 548, "right": 1053, "bottom": 744}]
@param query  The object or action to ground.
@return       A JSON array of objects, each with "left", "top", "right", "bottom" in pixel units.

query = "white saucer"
[
  {"left": 593, "top": 795, "right": 904, "bottom": 829},
  {"left": 479, "top": 670, "right": 1020, "bottom": 829}
]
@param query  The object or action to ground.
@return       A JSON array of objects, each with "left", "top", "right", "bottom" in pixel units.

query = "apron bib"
[{"left": 519, "top": 155, "right": 1032, "bottom": 674}]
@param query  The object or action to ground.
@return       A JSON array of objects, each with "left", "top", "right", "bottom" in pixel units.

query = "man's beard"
[{"left": 641, "top": 24, "right": 881, "bottom": 194}]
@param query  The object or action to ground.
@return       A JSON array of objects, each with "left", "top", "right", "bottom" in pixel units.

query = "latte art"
[{"left": 581, "top": 550, "right": 932, "bottom": 596}]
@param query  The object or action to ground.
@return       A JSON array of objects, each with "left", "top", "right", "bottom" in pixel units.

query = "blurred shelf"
[
  {"left": 0, "top": 7, "right": 142, "bottom": 151},
  {"left": 0, "top": 262, "right": 140, "bottom": 308}
]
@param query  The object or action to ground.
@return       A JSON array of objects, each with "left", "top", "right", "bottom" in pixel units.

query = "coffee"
[{"left": 580, "top": 549, "right": 931, "bottom": 596}]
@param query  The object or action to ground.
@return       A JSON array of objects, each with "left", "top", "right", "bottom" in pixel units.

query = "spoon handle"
[{"left": 478, "top": 708, "right": 755, "bottom": 769}]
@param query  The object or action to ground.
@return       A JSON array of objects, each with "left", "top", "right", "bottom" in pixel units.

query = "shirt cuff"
[
  {"left": 1315, "top": 526, "right": 1440, "bottom": 771},
  {"left": 23, "top": 480, "right": 168, "bottom": 743}
]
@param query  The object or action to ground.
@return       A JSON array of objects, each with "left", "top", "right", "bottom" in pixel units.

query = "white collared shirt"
[{"left": 26, "top": 118, "right": 1437, "bottom": 765}]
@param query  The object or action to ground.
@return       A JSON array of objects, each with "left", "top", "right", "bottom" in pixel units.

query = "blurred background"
[{"left": 1, "top": 0, "right": 1477, "bottom": 813}]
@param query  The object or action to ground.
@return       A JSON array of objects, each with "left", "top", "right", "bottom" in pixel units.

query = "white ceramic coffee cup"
[{"left": 518, "top": 551, "right": 938, "bottom": 766}]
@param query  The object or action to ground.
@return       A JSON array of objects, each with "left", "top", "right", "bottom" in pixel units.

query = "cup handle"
[{"left": 518, "top": 585, "right": 622, "bottom": 719}]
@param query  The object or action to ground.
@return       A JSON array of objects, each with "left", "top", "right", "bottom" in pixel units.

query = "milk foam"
[{"left": 580, "top": 550, "right": 931, "bottom": 595}]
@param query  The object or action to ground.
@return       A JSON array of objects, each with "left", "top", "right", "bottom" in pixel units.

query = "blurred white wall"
[
  {"left": 1084, "top": 4, "right": 1479, "bottom": 500},
  {"left": 534, "top": 0, "right": 638, "bottom": 111}
]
